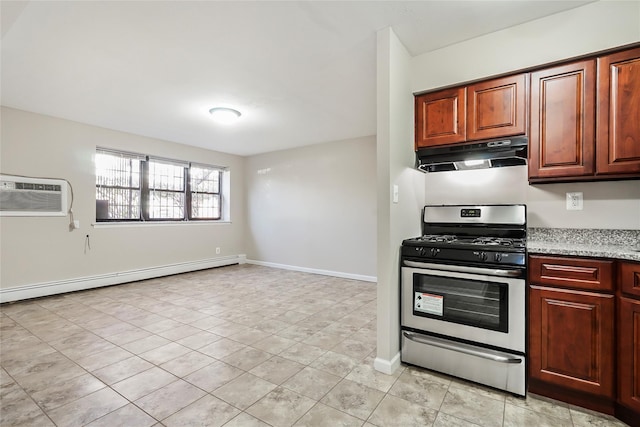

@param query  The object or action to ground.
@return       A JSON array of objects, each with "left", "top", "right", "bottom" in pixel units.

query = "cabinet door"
[
  {"left": 415, "top": 88, "right": 466, "bottom": 148},
  {"left": 466, "top": 74, "right": 527, "bottom": 141},
  {"left": 620, "top": 262, "right": 640, "bottom": 298},
  {"left": 529, "top": 285, "right": 615, "bottom": 398},
  {"left": 619, "top": 296, "right": 640, "bottom": 414},
  {"left": 596, "top": 47, "right": 640, "bottom": 175},
  {"left": 529, "top": 60, "right": 596, "bottom": 179}
]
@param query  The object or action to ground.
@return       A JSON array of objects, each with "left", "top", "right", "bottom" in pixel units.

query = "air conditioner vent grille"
[
  {"left": 0, "top": 176, "right": 67, "bottom": 216},
  {"left": 1, "top": 191, "right": 63, "bottom": 212}
]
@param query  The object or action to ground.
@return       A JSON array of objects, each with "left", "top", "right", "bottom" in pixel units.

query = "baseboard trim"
[
  {"left": 245, "top": 259, "right": 376, "bottom": 282},
  {"left": 0, "top": 255, "right": 246, "bottom": 303},
  {"left": 374, "top": 352, "right": 401, "bottom": 375}
]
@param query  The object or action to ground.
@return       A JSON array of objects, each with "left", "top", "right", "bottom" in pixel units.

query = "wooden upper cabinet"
[
  {"left": 415, "top": 87, "right": 466, "bottom": 148},
  {"left": 414, "top": 74, "right": 527, "bottom": 149},
  {"left": 466, "top": 74, "right": 527, "bottom": 141},
  {"left": 597, "top": 47, "right": 640, "bottom": 176},
  {"left": 529, "top": 60, "right": 596, "bottom": 179}
]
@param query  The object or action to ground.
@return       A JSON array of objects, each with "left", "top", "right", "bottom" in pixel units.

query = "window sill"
[{"left": 92, "top": 221, "right": 232, "bottom": 228}]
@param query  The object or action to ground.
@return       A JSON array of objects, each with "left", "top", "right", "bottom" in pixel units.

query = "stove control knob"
[
  {"left": 430, "top": 248, "right": 440, "bottom": 257},
  {"left": 494, "top": 253, "right": 503, "bottom": 262},
  {"left": 478, "top": 251, "right": 487, "bottom": 261},
  {"left": 419, "top": 247, "right": 427, "bottom": 256}
]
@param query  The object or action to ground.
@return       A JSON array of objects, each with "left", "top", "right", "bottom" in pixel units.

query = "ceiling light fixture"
[{"left": 209, "top": 107, "right": 241, "bottom": 124}]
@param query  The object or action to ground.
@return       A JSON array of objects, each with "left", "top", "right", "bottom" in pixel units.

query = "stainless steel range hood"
[{"left": 416, "top": 136, "right": 528, "bottom": 173}]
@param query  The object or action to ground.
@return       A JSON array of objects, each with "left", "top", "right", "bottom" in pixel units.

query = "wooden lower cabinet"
[
  {"left": 620, "top": 261, "right": 640, "bottom": 298},
  {"left": 618, "top": 296, "right": 640, "bottom": 421},
  {"left": 529, "top": 257, "right": 640, "bottom": 425},
  {"left": 529, "top": 285, "right": 615, "bottom": 400}
]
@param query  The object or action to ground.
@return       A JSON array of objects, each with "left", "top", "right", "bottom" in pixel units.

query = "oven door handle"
[
  {"left": 403, "top": 331, "right": 522, "bottom": 364},
  {"left": 403, "top": 260, "right": 522, "bottom": 278}
]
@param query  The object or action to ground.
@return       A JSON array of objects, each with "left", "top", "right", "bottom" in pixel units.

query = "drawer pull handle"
[{"left": 403, "top": 331, "right": 522, "bottom": 364}]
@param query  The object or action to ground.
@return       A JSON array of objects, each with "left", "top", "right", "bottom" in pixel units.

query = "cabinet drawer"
[
  {"left": 529, "top": 255, "right": 614, "bottom": 292},
  {"left": 619, "top": 262, "right": 640, "bottom": 298}
]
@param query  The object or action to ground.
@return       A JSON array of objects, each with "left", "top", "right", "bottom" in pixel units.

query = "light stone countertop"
[
  {"left": 526, "top": 227, "right": 640, "bottom": 262},
  {"left": 527, "top": 241, "right": 640, "bottom": 262}
]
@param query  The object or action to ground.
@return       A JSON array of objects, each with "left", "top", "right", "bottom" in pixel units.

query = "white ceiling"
[{"left": 1, "top": 1, "right": 592, "bottom": 156}]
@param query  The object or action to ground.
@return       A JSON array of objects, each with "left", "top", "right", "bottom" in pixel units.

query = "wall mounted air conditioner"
[{"left": 0, "top": 175, "right": 68, "bottom": 216}]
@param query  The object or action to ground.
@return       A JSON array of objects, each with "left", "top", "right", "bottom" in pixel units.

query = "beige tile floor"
[{"left": 0, "top": 264, "right": 629, "bottom": 427}]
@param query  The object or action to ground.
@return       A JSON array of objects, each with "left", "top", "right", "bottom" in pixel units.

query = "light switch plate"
[
  {"left": 566, "top": 192, "right": 583, "bottom": 210},
  {"left": 392, "top": 185, "right": 399, "bottom": 204}
]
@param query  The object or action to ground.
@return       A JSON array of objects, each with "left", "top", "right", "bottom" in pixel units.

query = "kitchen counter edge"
[{"left": 527, "top": 241, "right": 640, "bottom": 262}]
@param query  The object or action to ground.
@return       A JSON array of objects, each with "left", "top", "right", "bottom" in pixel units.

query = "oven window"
[{"left": 413, "top": 274, "right": 508, "bottom": 333}]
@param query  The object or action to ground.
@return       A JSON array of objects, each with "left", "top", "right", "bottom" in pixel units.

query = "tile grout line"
[{"left": 3, "top": 265, "right": 622, "bottom": 427}]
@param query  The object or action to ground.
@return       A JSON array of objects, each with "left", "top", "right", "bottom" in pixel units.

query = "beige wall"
[
  {"left": 244, "top": 136, "right": 376, "bottom": 279},
  {"left": 0, "top": 107, "right": 246, "bottom": 290}
]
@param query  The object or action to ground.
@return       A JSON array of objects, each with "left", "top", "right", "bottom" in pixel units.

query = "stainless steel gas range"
[{"left": 400, "top": 204, "right": 527, "bottom": 396}]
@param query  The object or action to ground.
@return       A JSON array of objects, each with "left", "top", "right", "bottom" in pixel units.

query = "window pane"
[
  {"left": 96, "top": 187, "right": 140, "bottom": 219},
  {"left": 149, "top": 161, "right": 184, "bottom": 191},
  {"left": 190, "top": 166, "right": 221, "bottom": 219},
  {"left": 191, "top": 193, "right": 220, "bottom": 219},
  {"left": 96, "top": 150, "right": 141, "bottom": 221},
  {"left": 149, "top": 190, "right": 184, "bottom": 219},
  {"left": 190, "top": 166, "right": 220, "bottom": 193},
  {"left": 96, "top": 152, "right": 140, "bottom": 187}
]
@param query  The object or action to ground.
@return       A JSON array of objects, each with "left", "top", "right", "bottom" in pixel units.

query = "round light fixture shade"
[{"left": 209, "top": 107, "right": 241, "bottom": 124}]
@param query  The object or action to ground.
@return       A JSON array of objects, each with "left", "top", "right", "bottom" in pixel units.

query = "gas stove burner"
[
  {"left": 471, "top": 237, "right": 526, "bottom": 248},
  {"left": 415, "top": 235, "right": 526, "bottom": 249},
  {"left": 420, "top": 234, "right": 457, "bottom": 243}
]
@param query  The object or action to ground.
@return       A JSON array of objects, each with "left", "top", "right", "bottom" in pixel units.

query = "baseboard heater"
[{"left": 0, "top": 255, "right": 245, "bottom": 303}]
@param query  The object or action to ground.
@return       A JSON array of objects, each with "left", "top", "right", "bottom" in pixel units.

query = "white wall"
[
  {"left": 374, "top": 0, "right": 640, "bottom": 374},
  {"left": 0, "top": 107, "right": 246, "bottom": 299},
  {"left": 411, "top": 1, "right": 640, "bottom": 92},
  {"left": 244, "top": 136, "right": 376, "bottom": 280},
  {"left": 424, "top": 167, "right": 640, "bottom": 229},
  {"left": 375, "top": 27, "right": 425, "bottom": 374},
  {"left": 412, "top": 0, "right": 640, "bottom": 230}
]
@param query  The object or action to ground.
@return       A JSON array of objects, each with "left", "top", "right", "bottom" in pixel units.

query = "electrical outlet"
[
  {"left": 566, "top": 192, "right": 584, "bottom": 211},
  {"left": 215, "top": 247, "right": 221, "bottom": 255}
]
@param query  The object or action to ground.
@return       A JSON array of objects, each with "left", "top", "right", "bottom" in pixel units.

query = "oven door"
[{"left": 401, "top": 261, "right": 525, "bottom": 353}]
